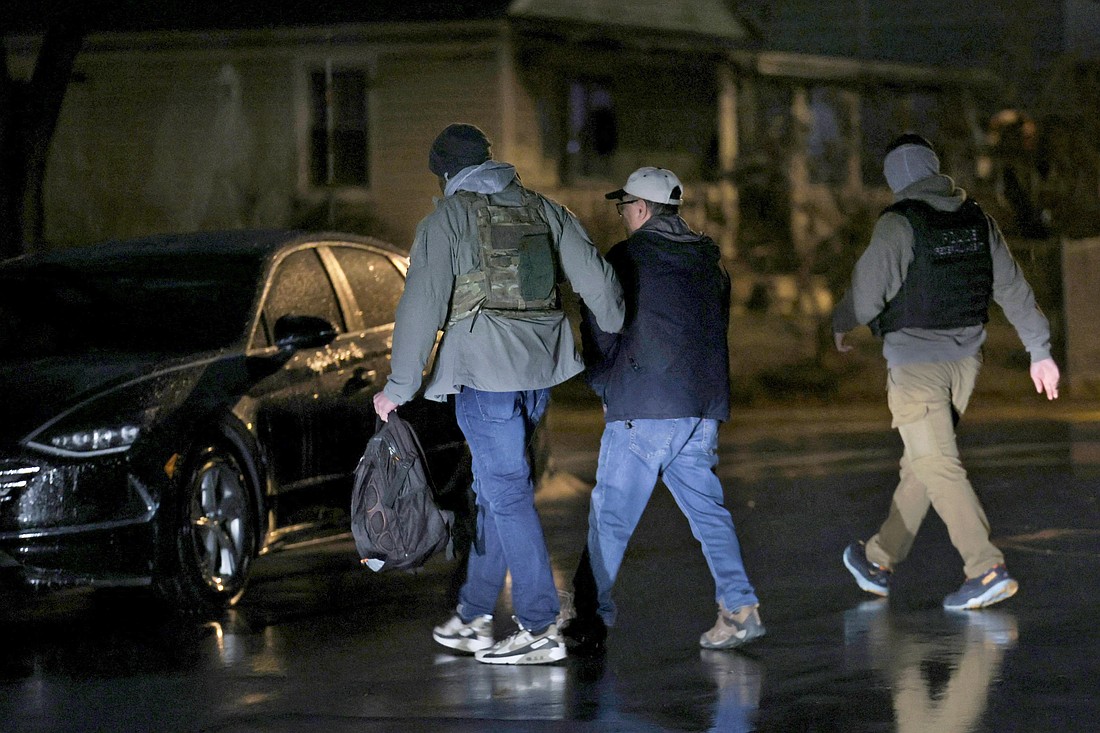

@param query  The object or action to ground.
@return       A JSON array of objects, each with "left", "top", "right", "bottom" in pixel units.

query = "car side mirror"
[{"left": 273, "top": 314, "right": 338, "bottom": 352}]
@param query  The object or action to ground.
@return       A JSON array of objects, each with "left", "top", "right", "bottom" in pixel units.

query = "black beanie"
[{"left": 428, "top": 123, "right": 492, "bottom": 178}]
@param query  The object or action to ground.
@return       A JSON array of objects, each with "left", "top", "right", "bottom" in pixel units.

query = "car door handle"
[{"left": 343, "top": 368, "right": 377, "bottom": 395}]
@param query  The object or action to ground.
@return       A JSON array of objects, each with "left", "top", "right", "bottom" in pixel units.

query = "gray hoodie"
[
  {"left": 833, "top": 173, "right": 1052, "bottom": 368},
  {"left": 383, "top": 161, "right": 624, "bottom": 403}
]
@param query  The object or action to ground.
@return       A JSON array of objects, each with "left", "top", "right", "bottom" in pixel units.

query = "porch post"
[
  {"left": 497, "top": 21, "right": 516, "bottom": 165},
  {"left": 717, "top": 63, "right": 739, "bottom": 263}
]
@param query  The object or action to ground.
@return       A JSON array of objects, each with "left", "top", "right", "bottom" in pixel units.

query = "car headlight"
[
  {"left": 35, "top": 424, "right": 142, "bottom": 455},
  {"left": 26, "top": 407, "right": 158, "bottom": 458}
]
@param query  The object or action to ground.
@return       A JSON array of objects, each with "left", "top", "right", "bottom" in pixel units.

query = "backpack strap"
[{"left": 380, "top": 414, "right": 432, "bottom": 508}]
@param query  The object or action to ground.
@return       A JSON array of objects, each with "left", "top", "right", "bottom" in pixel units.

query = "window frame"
[
  {"left": 316, "top": 243, "right": 407, "bottom": 334},
  {"left": 560, "top": 77, "right": 619, "bottom": 183},
  {"left": 295, "top": 57, "right": 376, "bottom": 197},
  {"left": 249, "top": 245, "right": 347, "bottom": 351}
]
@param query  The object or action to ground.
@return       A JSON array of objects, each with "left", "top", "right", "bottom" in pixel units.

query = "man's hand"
[
  {"left": 1029, "top": 358, "right": 1060, "bottom": 400},
  {"left": 834, "top": 331, "right": 854, "bottom": 354},
  {"left": 373, "top": 392, "right": 399, "bottom": 421}
]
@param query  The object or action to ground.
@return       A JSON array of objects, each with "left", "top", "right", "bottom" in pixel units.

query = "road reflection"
[
  {"left": 431, "top": 654, "right": 568, "bottom": 719},
  {"left": 204, "top": 615, "right": 287, "bottom": 676},
  {"left": 700, "top": 649, "right": 764, "bottom": 732},
  {"left": 844, "top": 600, "right": 1017, "bottom": 732},
  {"left": 424, "top": 648, "right": 761, "bottom": 730}
]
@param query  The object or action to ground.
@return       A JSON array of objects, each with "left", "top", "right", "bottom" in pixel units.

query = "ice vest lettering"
[
  {"left": 448, "top": 188, "right": 561, "bottom": 326},
  {"left": 870, "top": 199, "right": 993, "bottom": 337}
]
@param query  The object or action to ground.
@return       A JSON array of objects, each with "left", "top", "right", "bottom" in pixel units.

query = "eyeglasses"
[{"left": 615, "top": 199, "right": 639, "bottom": 215}]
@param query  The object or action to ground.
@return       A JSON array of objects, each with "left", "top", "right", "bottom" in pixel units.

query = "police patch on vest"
[{"left": 930, "top": 225, "right": 984, "bottom": 260}]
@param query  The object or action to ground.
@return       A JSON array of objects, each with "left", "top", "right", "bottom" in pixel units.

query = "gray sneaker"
[
  {"left": 700, "top": 602, "right": 766, "bottom": 650},
  {"left": 556, "top": 588, "right": 576, "bottom": 627},
  {"left": 433, "top": 612, "right": 494, "bottom": 653},
  {"left": 943, "top": 564, "right": 1019, "bottom": 610},
  {"left": 474, "top": 618, "right": 566, "bottom": 665}
]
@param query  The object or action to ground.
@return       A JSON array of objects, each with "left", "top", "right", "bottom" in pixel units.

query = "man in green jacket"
[
  {"left": 834, "top": 134, "right": 1060, "bottom": 610},
  {"left": 374, "top": 123, "right": 624, "bottom": 664}
]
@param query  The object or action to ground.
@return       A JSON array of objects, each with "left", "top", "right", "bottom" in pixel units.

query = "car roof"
[{"left": 1, "top": 230, "right": 406, "bottom": 270}]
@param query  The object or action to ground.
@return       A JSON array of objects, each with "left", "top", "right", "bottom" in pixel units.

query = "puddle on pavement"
[{"left": 844, "top": 601, "right": 1016, "bottom": 732}]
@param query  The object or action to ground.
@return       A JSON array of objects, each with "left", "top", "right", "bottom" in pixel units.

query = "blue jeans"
[
  {"left": 585, "top": 418, "right": 758, "bottom": 626},
  {"left": 454, "top": 387, "right": 559, "bottom": 632}
]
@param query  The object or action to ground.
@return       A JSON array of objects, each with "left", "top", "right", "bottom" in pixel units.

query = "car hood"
[{"left": 0, "top": 355, "right": 164, "bottom": 446}]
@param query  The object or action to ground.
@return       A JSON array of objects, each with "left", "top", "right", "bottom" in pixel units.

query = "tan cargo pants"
[{"left": 864, "top": 355, "right": 1005, "bottom": 579}]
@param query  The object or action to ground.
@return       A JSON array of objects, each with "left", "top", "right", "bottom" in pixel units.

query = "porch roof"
[
  {"left": 4, "top": 0, "right": 754, "bottom": 47},
  {"left": 1, "top": 1, "right": 514, "bottom": 34},
  {"left": 507, "top": 0, "right": 753, "bottom": 44}
]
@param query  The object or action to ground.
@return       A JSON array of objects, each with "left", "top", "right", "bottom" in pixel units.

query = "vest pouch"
[
  {"left": 449, "top": 271, "right": 488, "bottom": 325},
  {"left": 478, "top": 192, "right": 558, "bottom": 311},
  {"left": 483, "top": 217, "right": 555, "bottom": 307},
  {"left": 449, "top": 189, "right": 561, "bottom": 323},
  {"left": 516, "top": 229, "right": 556, "bottom": 303}
]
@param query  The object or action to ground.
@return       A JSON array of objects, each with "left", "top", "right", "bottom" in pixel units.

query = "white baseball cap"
[{"left": 605, "top": 166, "right": 684, "bottom": 205}]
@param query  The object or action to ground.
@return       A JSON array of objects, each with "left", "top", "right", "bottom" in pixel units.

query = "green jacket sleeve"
[
  {"left": 382, "top": 209, "right": 456, "bottom": 405},
  {"left": 547, "top": 202, "right": 625, "bottom": 334}
]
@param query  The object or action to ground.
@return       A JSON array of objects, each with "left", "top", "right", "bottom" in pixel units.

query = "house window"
[
  {"left": 310, "top": 68, "right": 369, "bottom": 187},
  {"left": 564, "top": 80, "right": 617, "bottom": 180}
]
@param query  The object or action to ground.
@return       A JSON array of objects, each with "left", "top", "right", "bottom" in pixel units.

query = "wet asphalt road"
[{"left": 1, "top": 399, "right": 1099, "bottom": 732}]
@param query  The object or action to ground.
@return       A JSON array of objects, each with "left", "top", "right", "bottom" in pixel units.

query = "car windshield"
[{"left": 0, "top": 254, "right": 263, "bottom": 358}]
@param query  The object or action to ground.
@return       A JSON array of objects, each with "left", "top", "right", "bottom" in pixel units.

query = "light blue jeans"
[
  {"left": 454, "top": 387, "right": 560, "bottom": 632},
  {"left": 587, "top": 418, "right": 758, "bottom": 626}
]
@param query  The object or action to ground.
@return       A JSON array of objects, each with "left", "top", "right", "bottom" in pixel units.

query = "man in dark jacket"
[{"left": 563, "top": 167, "right": 764, "bottom": 653}]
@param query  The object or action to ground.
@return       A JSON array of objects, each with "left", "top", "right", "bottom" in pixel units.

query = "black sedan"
[{"left": 0, "top": 231, "right": 469, "bottom": 615}]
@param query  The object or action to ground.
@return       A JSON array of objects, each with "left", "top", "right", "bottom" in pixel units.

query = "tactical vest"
[
  {"left": 870, "top": 199, "right": 993, "bottom": 337},
  {"left": 447, "top": 188, "right": 561, "bottom": 327}
]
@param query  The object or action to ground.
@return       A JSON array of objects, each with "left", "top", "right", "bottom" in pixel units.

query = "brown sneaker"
[{"left": 700, "top": 602, "right": 766, "bottom": 650}]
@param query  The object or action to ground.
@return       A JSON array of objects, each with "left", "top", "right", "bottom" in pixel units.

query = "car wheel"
[{"left": 157, "top": 442, "right": 257, "bottom": 616}]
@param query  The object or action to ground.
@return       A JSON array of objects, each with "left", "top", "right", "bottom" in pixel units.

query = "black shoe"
[{"left": 561, "top": 614, "right": 607, "bottom": 656}]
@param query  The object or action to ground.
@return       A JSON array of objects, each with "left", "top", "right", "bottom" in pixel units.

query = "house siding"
[
  {"left": 45, "top": 52, "right": 301, "bottom": 244},
  {"left": 23, "top": 17, "right": 999, "bottom": 282},
  {"left": 39, "top": 34, "right": 508, "bottom": 249},
  {"left": 370, "top": 47, "right": 501, "bottom": 245}
]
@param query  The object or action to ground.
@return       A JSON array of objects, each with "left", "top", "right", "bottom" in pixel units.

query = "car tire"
[{"left": 156, "top": 441, "right": 258, "bottom": 616}]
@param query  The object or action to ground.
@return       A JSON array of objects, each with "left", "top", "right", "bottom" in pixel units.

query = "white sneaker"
[
  {"left": 474, "top": 618, "right": 566, "bottom": 665},
  {"left": 432, "top": 612, "right": 494, "bottom": 653}
]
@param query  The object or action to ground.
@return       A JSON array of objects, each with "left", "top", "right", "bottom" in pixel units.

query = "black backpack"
[{"left": 351, "top": 413, "right": 453, "bottom": 572}]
